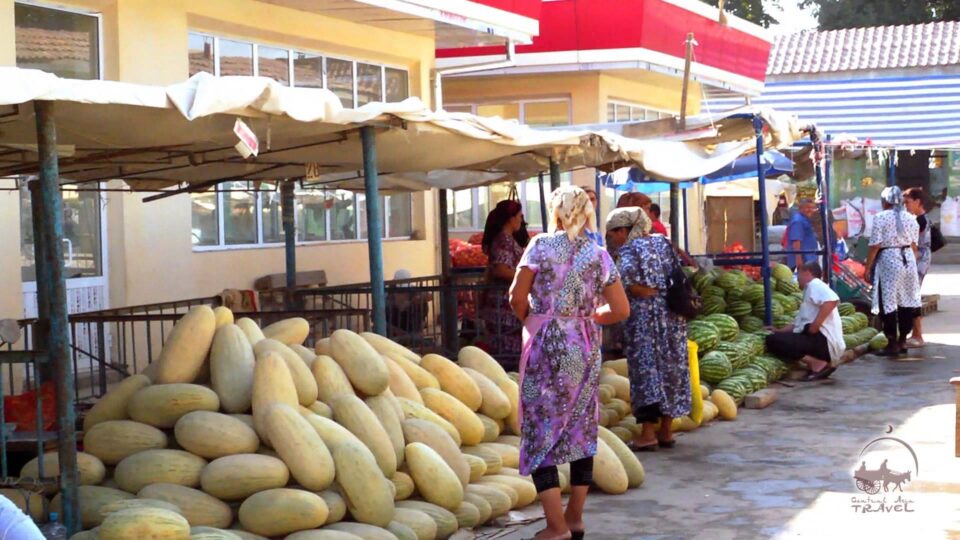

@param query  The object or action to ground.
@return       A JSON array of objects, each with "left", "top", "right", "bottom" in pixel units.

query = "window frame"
[
  {"left": 607, "top": 99, "right": 675, "bottom": 123},
  {"left": 188, "top": 31, "right": 408, "bottom": 103},
  {"left": 444, "top": 99, "right": 572, "bottom": 232},
  {"left": 192, "top": 185, "right": 413, "bottom": 252},
  {"left": 14, "top": 0, "right": 104, "bottom": 81}
]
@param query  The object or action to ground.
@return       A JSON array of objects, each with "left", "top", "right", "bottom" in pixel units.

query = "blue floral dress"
[{"left": 618, "top": 235, "right": 690, "bottom": 423}]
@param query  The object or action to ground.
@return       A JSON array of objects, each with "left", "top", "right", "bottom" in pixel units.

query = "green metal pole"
[
  {"left": 34, "top": 100, "right": 79, "bottom": 535},
  {"left": 437, "top": 190, "right": 458, "bottom": 355},
  {"left": 549, "top": 159, "right": 560, "bottom": 192},
  {"left": 28, "top": 180, "right": 53, "bottom": 382},
  {"left": 361, "top": 127, "right": 387, "bottom": 335},
  {"left": 281, "top": 180, "right": 297, "bottom": 310}
]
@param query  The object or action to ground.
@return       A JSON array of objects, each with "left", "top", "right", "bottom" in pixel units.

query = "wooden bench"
[{"left": 952, "top": 377, "right": 960, "bottom": 457}]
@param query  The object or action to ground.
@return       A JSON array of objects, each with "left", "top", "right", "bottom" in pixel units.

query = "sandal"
[
  {"left": 803, "top": 366, "right": 836, "bottom": 381},
  {"left": 524, "top": 529, "right": 573, "bottom": 540},
  {"left": 571, "top": 531, "right": 584, "bottom": 540},
  {"left": 905, "top": 338, "right": 925, "bottom": 349},
  {"left": 658, "top": 439, "right": 676, "bottom": 449},
  {"left": 628, "top": 440, "right": 658, "bottom": 452}
]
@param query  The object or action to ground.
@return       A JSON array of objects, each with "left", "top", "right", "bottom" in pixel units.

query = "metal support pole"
[
  {"left": 753, "top": 117, "right": 773, "bottom": 326},
  {"left": 824, "top": 135, "right": 834, "bottom": 282},
  {"left": 537, "top": 173, "right": 548, "bottom": 228},
  {"left": 28, "top": 181, "right": 52, "bottom": 376},
  {"left": 281, "top": 180, "right": 297, "bottom": 310},
  {"left": 675, "top": 32, "right": 695, "bottom": 246},
  {"left": 888, "top": 149, "right": 897, "bottom": 187},
  {"left": 814, "top": 139, "right": 833, "bottom": 283},
  {"left": 361, "top": 127, "right": 386, "bottom": 335},
  {"left": 682, "top": 187, "right": 690, "bottom": 253},
  {"left": 34, "top": 100, "right": 79, "bottom": 535},
  {"left": 438, "top": 190, "right": 458, "bottom": 355},
  {"left": 670, "top": 185, "right": 680, "bottom": 244},
  {"left": 549, "top": 159, "right": 560, "bottom": 192}
]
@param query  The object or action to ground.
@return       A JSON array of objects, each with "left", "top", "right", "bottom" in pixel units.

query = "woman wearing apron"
[
  {"left": 864, "top": 186, "right": 922, "bottom": 356},
  {"left": 509, "top": 186, "right": 629, "bottom": 540}
]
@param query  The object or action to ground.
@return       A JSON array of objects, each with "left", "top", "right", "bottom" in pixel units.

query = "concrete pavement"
[{"left": 487, "top": 265, "right": 960, "bottom": 540}]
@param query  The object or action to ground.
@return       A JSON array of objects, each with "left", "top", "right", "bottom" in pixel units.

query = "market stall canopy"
[
  {"left": 0, "top": 69, "right": 805, "bottom": 193},
  {"left": 701, "top": 150, "right": 794, "bottom": 184}
]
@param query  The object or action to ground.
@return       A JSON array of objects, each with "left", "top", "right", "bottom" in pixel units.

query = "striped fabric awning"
[{"left": 704, "top": 74, "right": 960, "bottom": 149}]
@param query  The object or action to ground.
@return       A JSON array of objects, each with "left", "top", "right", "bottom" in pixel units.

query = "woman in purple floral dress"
[
  {"left": 480, "top": 200, "right": 529, "bottom": 367},
  {"left": 509, "top": 186, "right": 629, "bottom": 540}
]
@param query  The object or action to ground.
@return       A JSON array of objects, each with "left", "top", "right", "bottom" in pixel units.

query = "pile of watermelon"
[{"left": 687, "top": 262, "right": 880, "bottom": 404}]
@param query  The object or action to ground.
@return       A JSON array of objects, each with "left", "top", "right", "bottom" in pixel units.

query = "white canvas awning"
[{"left": 0, "top": 68, "right": 805, "bottom": 194}]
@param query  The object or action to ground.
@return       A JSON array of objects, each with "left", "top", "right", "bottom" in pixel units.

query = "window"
[
  {"left": 188, "top": 33, "right": 215, "bottom": 77},
  {"left": 191, "top": 185, "right": 413, "bottom": 249},
  {"left": 607, "top": 100, "right": 673, "bottom": 123},
  {"left": 20, "top": 182, "right": 103, "bottom": 281},
  {"left": 357, "top": 63, "right": 383, "bottom": 106},
  {"left": 327, "top": 57, "right": 355, "bottom": 108},
  {"left": 15, "top": 3, "right": 100, "bottom": 79},
  {"left": 444, "top": 100, "right": 572, "bottom": 230},
  {"left": 186, "top": 33, "right": 409, "bottom": 102}
]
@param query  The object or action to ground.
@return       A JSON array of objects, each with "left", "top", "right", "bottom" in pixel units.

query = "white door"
[{"left": 19, "top": 182, "right": 110, "bottom": 374}]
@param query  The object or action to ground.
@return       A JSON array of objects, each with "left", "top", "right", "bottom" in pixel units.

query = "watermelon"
[
  {"left": 683, "top": 267, "right": 697, "bottom": 278},
  {"left": 689, "top": 321, "right": 720, "bottom": 352},
  {"left": 838, "top": 302, "right": 856, "bottom": 317},
  {"left": 717, "top": 272, "right": 741, "bottom": 290},
  {"left": 702, "top": 297, "right": 727, "bottom": 316},
  {"left": 726, "top": 301, "right": 752, "bottom": 319},
  {"left": 693, "top": 272, "right": 715, "bottom": 293},
  {"left": 698, "top": 352, "right": 732, "bottom": 384},
  {"left": 716, "top": 377, "right": 750, "bottom": 402},
  {"left": 840, "top": 316, "right": 857, "bottom": 335},
  {"left": 772, "top": 263, "right": 793, "bottom": 282},
  {"left": 776, "top": 279, "right": 801, "bottom": 295},
  {"left": 753, "top": 301, "right": 785, "bottom": 319},
  {"left": 703, "top": 314, "right": 739, "bottom": 341},
  {"left": 843, "top": 335, "right": 858, "bottom": 350},
  {"left": 869, "top": 333, "right": 889, "bottom": 351},
  {"left": 716, "top": 342, "right": 750, "bottom": 369},
  {"left": 725, "top": 287, "right": 744, "bottom": 303},
  {"left": 703, "top": 286, "right": 726, "bottom": 299},
  {"left": 852, "top": 312, "right": 869, "bottom": 331},
  {"left": 773, "top": 314, "right": 794, "bottom": 329},
  {"left": 742, "top": 284, "right": 765, "bottom": 304},
  {"left": 738, "top": 315, "right": 764, "bottom": 333}
]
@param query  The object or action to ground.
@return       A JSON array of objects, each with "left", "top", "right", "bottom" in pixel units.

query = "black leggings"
[
  {"left": 878, "top": 281, "right": 919, "bottom": 345},
  {"left": 531, "top": 456, "right": 594, "bottom": 493}
]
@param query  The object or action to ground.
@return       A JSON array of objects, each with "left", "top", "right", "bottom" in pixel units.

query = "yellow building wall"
[
  {"left": 441, "top": 70, "right": 707, "bottom": 251},
  {"left": 0, "top": 0, "right": 440, "bottom": 315}
]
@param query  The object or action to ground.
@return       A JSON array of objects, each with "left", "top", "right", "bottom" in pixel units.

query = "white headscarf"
[
  {"left": 881, "top": 186, "right": 905, "bottom": 234},
  {"left": 605, "top": 207, "right": 650, "bottom": 244},
  {"left": 548, "top": 186, "right": 596, "bottom": 241}
]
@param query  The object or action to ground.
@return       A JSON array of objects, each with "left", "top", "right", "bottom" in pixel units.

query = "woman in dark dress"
[{"left": 479, "top": 200, "right": 529, "bottom": 366}]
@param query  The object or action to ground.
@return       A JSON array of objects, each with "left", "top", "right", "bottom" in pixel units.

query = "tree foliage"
[
  {"left": 799, "top": 0, "right": 960, "bottom": 30},
  {"left": 700, "top": 0, "right": 780, "bottom": 28}
]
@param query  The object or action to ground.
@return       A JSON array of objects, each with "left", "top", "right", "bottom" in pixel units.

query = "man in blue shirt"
[
  {"left": 583, "top": 186, "right": 604, "bottom": 246},
  {"left": 787, "top": 199, "right": 820, "bottom": 270}
]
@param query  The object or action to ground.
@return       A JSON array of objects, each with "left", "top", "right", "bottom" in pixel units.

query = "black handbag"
[
  {"left": 930, "top": 224, "right": 946, "bottom": 253},
  {"left": 665, "top": 246, "right": 701, "bottom": 319}
]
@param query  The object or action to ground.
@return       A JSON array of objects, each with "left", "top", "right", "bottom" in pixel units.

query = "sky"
[{"left": 764, "top": 0, "right": 819, "bottom": 34}]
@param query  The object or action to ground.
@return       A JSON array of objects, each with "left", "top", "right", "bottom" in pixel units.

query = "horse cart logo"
[{"left": 853, "top": 434, "right": 919, "bottom": 495}]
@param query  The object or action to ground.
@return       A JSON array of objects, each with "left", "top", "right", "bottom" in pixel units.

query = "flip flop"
[
  {"left": 658, "top": 439, "right": 676, "bottom": 449},
  {"left": 803, "top": 366, "right": 836, "bottom": 381},
  {"left": 628, "top": 440, "right": 658, "bottom": 452},
  {"left": 571, "top": 531, "right": 584, "bottom": 540}
]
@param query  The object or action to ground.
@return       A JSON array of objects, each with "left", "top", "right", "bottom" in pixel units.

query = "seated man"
[{"left": 765, "top": 262, "right": 847, "bottom": 381}]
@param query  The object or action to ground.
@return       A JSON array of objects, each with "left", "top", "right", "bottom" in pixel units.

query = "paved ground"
[{"left": 489, "top": 265, "right": 960, "bottom": 540}]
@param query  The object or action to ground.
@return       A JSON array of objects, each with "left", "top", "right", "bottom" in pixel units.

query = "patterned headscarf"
[
  {"left": 548, "top": 185, "right": 596, "bottom": 241},
  {"left": 881, "top": 185, "right": 905, "bottom": 234},
  {"left": 605, "top": 207, "right": 650, "bottom": 244}
]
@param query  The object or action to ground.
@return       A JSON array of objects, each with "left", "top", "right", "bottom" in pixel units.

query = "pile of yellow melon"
[
  {"left": 596, "top": 357, "right": 738, "bottom": 440},
  {"left": 39, "top": 305, "right": 646, "bottom": 540}
]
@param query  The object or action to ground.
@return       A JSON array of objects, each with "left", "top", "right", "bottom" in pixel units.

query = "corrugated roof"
[
  {"left": 15, "top": 27, "right": 92, "bottom": 62},
  {"left": 769, "top": 21, "right": 960, "bottom": 75}
]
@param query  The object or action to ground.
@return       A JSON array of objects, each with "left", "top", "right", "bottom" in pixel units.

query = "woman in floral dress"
[
  {"left": 865, "top": 186, "right": 921, "bottom": 356},
  {"left": 612, "top": 207, "right": 690, "bottom": 451},
  {"left": 509, "top": 186, "right": 629, "bottom": 540},
  {"left": 480, "top": 200, "right": 529, "bottom": 367},
  {"left": 903, "top": 187, "right": 930, "bottom": 348}
]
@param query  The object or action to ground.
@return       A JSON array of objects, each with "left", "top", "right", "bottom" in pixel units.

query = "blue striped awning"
[{"left": 704, "top": 74, "right": 960, "bottom": 149}]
